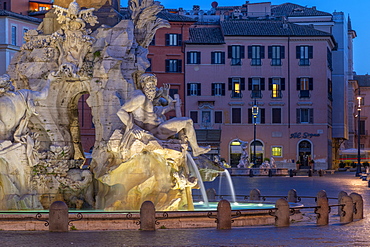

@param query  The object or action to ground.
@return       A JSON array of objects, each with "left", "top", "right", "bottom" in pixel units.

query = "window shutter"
[
  {"left": 261, "top": 108, "right": 265, "bottom": 124},
  {"left": 296, "top": 78, "right": 301, "bottom": 90},
  {"left": 296, "top": 109, "right": 300, "bottom": 123},
  {"left": 260, "top": 78, "right": 265, "bottom": 90},
  {"left": 165, "top": 59, "right": 169, "bottom": 72},
  {"left": 165, "top": 34, "right": 169, "bottom": 46},
  {"left": 268, "top": 46, "right": 272, "bottom": 59},
  {"left": 228, "top": 78, "right": 233, "bottom": 90},
  {"left": 248, "top": 78, "right": 253, "bottom": 90},
  {"left": 281, "top": 46, "right": 285, "bottom": 59},
  {"left": 240, "top": 46, "right": 245, "bottom": 59},
  {"left": 197, "top": 83, "right": 201, "bottom": 96},
  {"left": 309, "top": 78, "right": 313, "bottom": 90},
  {"left": 178, "top": 34, "right": 182, "bottom": 46},
  {"left": 211, "top": 52, "right": 215, "bottom": 64},
  {"left": 308, "top": 46, "right": 313, "bottom": 59},
  {"left": 221, "top": 83, "right": 225, "bottom": 96},
  {"left": 240, "top": 78, "right": 245, "bottom": 90},
  {"left": 309, "top": 109, "right": 314, "bottom": 123},
  {"left": 211, "top": 83, "right": 215, "bottom": 96},
  {"left": 221, "top": 52, "right": 225, "bottom": 64},
  {"left": 187, "top": 52, "right": 191, "bottom": 64},
  {"left": 197, "top": 52, "right": 201, "bottom": 64},
  {"left": 248, "top": 108, "right": 252, "bottom": 124},
  {"left": 187, "top": 83, "right": 191, "bottom": 96},
  {"left": 177, "top": 60, "right": 182, "bottom": 72},
  {"left": 228, "top": 46, "right": 232, "bottom": 58},
  {"left": 268, "top": 78, "right": 273, "bottom": 90},
  {"left": 281, "top": 78, "right": 286, "bottom": 90},
  {"left": 296, "top": 46, "right": 300, "bottom": 59},
  {"left": 260, "top": 46, "right": 265, "bottom": 59},
  {"left": 248, "top": 46, "right": 252, "bottom": 59}
]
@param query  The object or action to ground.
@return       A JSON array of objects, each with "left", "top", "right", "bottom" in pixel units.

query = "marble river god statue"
[{"left": 1, "top": 0, "right": 216, "bottom": 211}]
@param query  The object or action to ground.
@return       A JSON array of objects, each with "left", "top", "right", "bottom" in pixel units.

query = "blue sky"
[{"left": 155, "top": 0, "right": 369, "bottom": 75}]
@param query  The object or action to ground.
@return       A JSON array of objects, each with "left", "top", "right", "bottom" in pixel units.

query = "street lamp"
[
  {"left": 252, "top": 99, "right": 259, "bottom": 166},
  {"left": 356, "top": 96, "right": 362, "bottom": 177}
]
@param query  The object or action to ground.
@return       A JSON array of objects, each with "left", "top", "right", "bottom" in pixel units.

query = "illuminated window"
[
  {"left": 228, "top": 77, "right": 245, "bottom": 98},
  {"left": 272, "top": 147, "right": 282, "bottom": 157},
  {"left": 269, "top": 78, "right": 285, "bottom": 98}
]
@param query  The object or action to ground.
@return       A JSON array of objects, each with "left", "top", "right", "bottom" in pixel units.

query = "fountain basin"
[{"left": 0, "top": 201, "right": 303, "bottom": 230}]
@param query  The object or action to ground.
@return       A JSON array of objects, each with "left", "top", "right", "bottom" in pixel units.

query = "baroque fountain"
[{"left": 0, "top": 0, "right": 222, "bottom": 211}]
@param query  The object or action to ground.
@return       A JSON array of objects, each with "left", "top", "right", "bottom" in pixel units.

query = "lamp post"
[
  {"left": 252, "top": 99, "right": 259, "bottom": 166},
  {"left": 356, "top": 96, "right": 362, "bottom": 177}
]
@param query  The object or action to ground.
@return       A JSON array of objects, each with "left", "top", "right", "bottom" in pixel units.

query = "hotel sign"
[{"left": 290, "top": 132, "right": 320, "bottom": 139}]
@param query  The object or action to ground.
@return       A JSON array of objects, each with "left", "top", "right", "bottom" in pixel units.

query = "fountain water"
[
  {"left": 223, "top": 170, "right": 237, "bottom": 203},
  {"left": 187, "top": 152, "right": 209, "bottom": 207}
]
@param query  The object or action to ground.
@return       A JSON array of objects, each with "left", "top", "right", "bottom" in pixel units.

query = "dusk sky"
[{"left": 154, "top": 0, "right": 369, "bottom": 75}]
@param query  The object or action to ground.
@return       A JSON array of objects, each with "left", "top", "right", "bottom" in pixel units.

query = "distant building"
[
  {"left": 185, "top": 19, "right": 335, "bottom": 168},
  {"left": 175, "top": 2, "right": 356, "bottom": 169},
  {"left": 0, "top": 0, "right": 53, "bottom": 18},
  {"left": 0, "top": 9, "right": 41, "bottom": 74},
  {"left": 147, "top": 11, "right": 195, "bottom": 117}
]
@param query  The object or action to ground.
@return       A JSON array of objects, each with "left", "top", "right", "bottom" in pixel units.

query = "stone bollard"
[
  {"left": 316, "top": 190, "right": 327, "bottom": 199},
  {"left": 316, "top": 191, "right": 329, "bottom": 226},
  {"left": 350, "top": 193, "right": 364, "bottom": 220},
  {"left": 140, "top": 201, "right": 156, "bottom": 231},
  {"left": 338, "top": 191, "right": 348, "bottom": 215},
  {"left": 49, "top": 201, "right": 69, "bottom": 232},
  {"left": 206, "top": 188, "right": 217, "bottom": 201},
  {"left": 318, "top": 169, "right": 323, "bottom": 177},
  {"left": 249, "top": 189, "right": 261, "bottom": 200},
  {"left": 268, "top": 169, "right": 273, "bottom": 177},
  {"left": 287, "top": 189, "right": 298, "bottom": 203},
  {"left": 217, "top": 200, "right": 232, "bottom": 230},
  {"left": 339, "top": 195, "right": 354, "bottom": 223},
  {"left": 275, "top": 198, "right": 290, "bottom": 227}
]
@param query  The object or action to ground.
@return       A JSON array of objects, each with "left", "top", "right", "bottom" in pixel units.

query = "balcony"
[
  {"left": 231, "top": 91, "right": 243, "bottom": 98},
  {"left": 299, "top": 59, "right": 310, "bottom": 66},
  {"left": 231, "top": 58, "right": 242, "bottom": 66},
  {"left": 299, "top": 90, "right": 310, "bottom": 99},
  {"left": 251, "top": 90, "right": 262, "bottom": 99},
  {"left": 251, "top": 58, "right": 262, "bottom": 66}
]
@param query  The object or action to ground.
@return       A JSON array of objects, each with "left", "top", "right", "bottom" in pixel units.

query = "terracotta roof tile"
[
  {"left": 221, "top": 20, "right": 332, "bottom": 37},
  {"left": 188, "top": 27, "right": 225, "bottom": 44},
  {"left": 0, "top": 9, "right": 42, "bottom": 23}
]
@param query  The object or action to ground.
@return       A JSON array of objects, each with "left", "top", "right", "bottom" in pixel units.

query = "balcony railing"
[
  {"left": 251, "top": 90, "right": 262, "bottom": 98},
  {"left": 231, "top": 58, "right": 242, "bottom": 66},
  {"left": 299, "top": 90, "right": 310, "bottom": 98},
  {"left": 231, "top": 91, "right": 243, "bottom": 98}
]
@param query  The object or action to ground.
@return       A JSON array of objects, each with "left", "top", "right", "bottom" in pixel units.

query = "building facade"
[{"left": 185, "top": 20, "right": 335, "bottom": 168}]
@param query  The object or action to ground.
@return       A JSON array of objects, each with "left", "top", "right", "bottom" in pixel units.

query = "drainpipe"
[
  {"left": 181, "top": 22, "right": 186, "bottom": 116},
  {"left": 287, "top": 35, "right": 291, "bottom": 129}
]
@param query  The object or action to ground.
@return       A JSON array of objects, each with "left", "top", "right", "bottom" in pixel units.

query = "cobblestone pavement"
[{"left": 1, "top": 172, "right": 370, "bottom": 247}]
